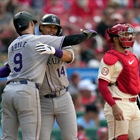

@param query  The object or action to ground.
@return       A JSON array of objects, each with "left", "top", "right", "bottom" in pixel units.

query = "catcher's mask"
[
  {"left": 13, "top": 11, "right": 37, "bottom": 35},
  {"left": 107, "top": 23, "right": 135, "bottom": 48},
  {"left": 39, "top": 14, "right": 62, "bottom": 36}
]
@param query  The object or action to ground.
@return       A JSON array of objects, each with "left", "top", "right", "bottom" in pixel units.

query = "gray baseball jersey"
[
  {"left": 39, "top": 46, "right": 74, "bottom": 95},
  {"left": 7, "top": 34, "right": 64, "bottom": 85},
  {"left": 1, "top": 34, "right": 65, "bottom": 140},
  {"left": 39, "top": 46, "right": 78, "bottom": 140}
]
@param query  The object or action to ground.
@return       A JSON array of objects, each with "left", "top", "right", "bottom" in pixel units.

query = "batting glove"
[
  {"left": 35, "top": 42, "right": 55, "bottom": 54},
  {"left": 80, "top": 28, "right": 97, "bottom": 38}
]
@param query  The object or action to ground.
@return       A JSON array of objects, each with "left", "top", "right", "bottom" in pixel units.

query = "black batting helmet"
[
  {"left": 39, "top": 14, "right": 62, "bottom": 36},
  {"left": 13, "top": 11, "right": 37, "bottom": 34}
]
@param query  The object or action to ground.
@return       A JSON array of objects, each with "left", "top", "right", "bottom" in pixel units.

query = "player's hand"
[
  {"left": 80, "top": 28, "right": 97, "bottom": 38},
  {"left": 112, "top": 104, "right": 124, "bottom": 121},
  {"left": 35, "top": 42, "right": 55, "bottom": 54}
]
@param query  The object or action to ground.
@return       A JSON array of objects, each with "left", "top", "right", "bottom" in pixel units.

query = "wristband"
[{"left": 54, "top": 49, "right": 63, "bottom": 58}]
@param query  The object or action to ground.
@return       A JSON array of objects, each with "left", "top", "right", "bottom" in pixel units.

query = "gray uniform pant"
[
  {"left": 39, "top": 92, "right": 78, "bottom": 140},
  {"left": 1, "top": 81, "right": 41, "bottom": 140}
]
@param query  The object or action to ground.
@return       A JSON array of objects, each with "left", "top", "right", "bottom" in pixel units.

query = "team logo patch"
[
  {"left": 101, "top": 67, "right": 109, "bottom": 76},
  {"left": 52, "top": 15, "right": 57, "bottom": 23}
]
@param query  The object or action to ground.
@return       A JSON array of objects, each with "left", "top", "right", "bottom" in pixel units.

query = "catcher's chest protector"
[{"left": 103, "top": 50, "right": 140, "bottom": 95}]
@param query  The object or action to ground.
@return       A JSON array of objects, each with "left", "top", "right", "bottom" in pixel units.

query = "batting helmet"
[
  {"left": 107, "top": 23, "right": 135, "bottom": 48},
  {"left": 39, "top": 14, "right": 62, "bottom": 36},
  {"left": 13, "top": 11, "right": 37, "bottom": 34}
]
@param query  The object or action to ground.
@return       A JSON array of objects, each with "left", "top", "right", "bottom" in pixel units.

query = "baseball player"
[
  {"left": 37, "top": 14, "right": 77, "bottom": 140},
  {"left": 0, "top": 11, "right": 97, "bottom": 140},
  {"left": 97, "top": 23, "right": 140, "bottom": 140}
]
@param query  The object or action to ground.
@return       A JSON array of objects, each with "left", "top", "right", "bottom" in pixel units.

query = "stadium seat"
[
  {"left": 85, "top": 127, "right": 98, "bottom": 140},
  {"left": 100, "top": 119, "right": 107, "bottom": 127},
  {"left": 51, "top": 128, "right": 62, "bottom": 140}
]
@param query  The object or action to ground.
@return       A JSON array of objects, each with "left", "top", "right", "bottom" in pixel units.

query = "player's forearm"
[
  {"left": 98, "top": 79, "right": 116, "bottom": 106},
  {"left": 62, "top": 33, "right": 87, "bottom": 47},
  {"left": 60, "top": 50, "right": 73, "bottom": 62},
  {"left": 0, "top": 65, "right": 11, "bottom": 77},
  {"left": 53, "top": 49, "right": 73, "bottom": 62}
]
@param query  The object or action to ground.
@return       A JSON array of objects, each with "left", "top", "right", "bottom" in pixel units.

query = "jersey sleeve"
[
  {"left": 38, "top": 35, "right": 65, "bottom": 49},
  {"left": 98, "top": 79, "right": 116, "bottom": 106},
  {"left": 62, "top": 46, "right": 75, "bottom": 64},
  {"left": 98, "top": 59, "right": 113, "bottom": 82}
]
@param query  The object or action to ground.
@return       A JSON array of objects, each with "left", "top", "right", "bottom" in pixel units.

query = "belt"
[
  {"left": 113, "top": 97, "right": 137, "bottom": 102},
  {"left": 7, "top": 80, "right": 39, "bottom": 90},
  {"left": 44, "top": 87, "right": 68, "bottom": 98}
]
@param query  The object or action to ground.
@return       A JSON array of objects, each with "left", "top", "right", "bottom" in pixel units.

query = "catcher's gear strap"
[{"left": 103, "top": 51, "right": 118, "bottom": 65}]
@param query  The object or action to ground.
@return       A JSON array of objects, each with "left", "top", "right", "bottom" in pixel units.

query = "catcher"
[{"left": 98, "top": 23, "right": 140, "bottom": 140}]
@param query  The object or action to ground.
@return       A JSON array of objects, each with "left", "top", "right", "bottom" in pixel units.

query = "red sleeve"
[{"left": 98, "top": 79, "right": 116, "bottom": 106}]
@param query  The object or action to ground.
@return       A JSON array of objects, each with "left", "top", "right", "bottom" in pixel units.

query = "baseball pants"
[
  {"left": 39, "top": 92, "right": 78, "bottom": 140},
  {"left": 1, "top": 81, "right": 41, "bottom": 140},
  {"left": 104, "top": 101, "right": 140, "bottom": 140}
]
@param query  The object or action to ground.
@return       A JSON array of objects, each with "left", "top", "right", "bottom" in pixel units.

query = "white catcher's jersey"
[
  {"left": 7, "top": 34, "right": 64, "bottom": 85},
  {"left": 39, "top": 46, "right": 75, "bottom": 95},
  {"left": 98, "top": 59, "right": 137, "bottom": 98}
]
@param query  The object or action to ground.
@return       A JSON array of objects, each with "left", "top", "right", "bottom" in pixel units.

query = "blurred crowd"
[{"left": 1, "top": 0, "right": 140, "bottom": 139}]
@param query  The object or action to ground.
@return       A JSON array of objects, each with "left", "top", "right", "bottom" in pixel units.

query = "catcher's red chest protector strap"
[{"left": 103, "top": 50, "right": 140, "bottom": 95}]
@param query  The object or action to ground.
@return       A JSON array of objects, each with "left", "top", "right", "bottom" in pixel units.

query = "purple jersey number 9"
[{"left": 14, "top": 53, "right": 23, "bottom": 72}]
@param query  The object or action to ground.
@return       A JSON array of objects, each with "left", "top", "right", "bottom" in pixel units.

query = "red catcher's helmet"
[{"left": 107, "top": 23, "right": 135, "bottom": 48}]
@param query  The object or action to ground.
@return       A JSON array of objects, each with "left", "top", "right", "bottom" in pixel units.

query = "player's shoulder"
[{"left": 103, "top": 51, "right": 118, "bottom": 65}]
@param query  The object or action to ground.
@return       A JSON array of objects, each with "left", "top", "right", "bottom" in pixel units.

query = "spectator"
[
  {"left": 133, "top": 26, "right": 140, "bottom": 60},
  {"left": 70, "top": 0, "right": 94, "bottom": 19},
  {"left": 77, "top": 104, "right": 100, "bottom": 128},
  {"left": 77, "top": 125, "right": 89, "bottom": 140},
  {"left": 18, "top": 0, "right": 32, "bottom": 7},
  {"left": 97, "top": 127, "right": 108, "bottom": 140},
  {"left": 78, "top": 79, "right": 97, "bottom": 105},
  {"left": 108, "top": 0, "right": 134, "bottom": 8},
  {"left": 96, "top": 7, "right": 115, "bottom": 39},
  {"left": 94, "top": 97, "right": 106, "bottom": 121},
  {"left": 71, "top": 94, "right": 85, "bottom": 114},
  {"left": 69, "top": 72, "right": 81, "bottom": 95},
  {"left": 123, "top": 9, "right": 139, "bottom": 27},
  {"left": 96, "top": 7, "right": 115, "bottom": 51},
  {"left": 5, "top": 0, "right": 19, "bottom": 15},
  {"left": 110, "top": 12, "right": 123, "bottom": 25},
  {"left": 69, "top": 0, "right": 96, "bottom": 30},
  {"left": 43, "top": 0, "right": 69, "bottom": 26},
  {"left": 68, "top": 45, "right": 86, "bottom": 68},
  {"left": 0, "top": 1, "right": 16, "bottom": 53}
]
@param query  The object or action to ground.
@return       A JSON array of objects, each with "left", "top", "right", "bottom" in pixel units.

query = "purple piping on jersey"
[
  {"left": 60, "top": 36, "right": 65, "bottom": 49},
  {"left": 35, "top": 88, "right": 39, "bottom": 140},
  {"left": 47, "top": 64, "right": 56, "bottom": 92},
  {"left": 45, "top": 72, "right": 53, "bottom": 92}
]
